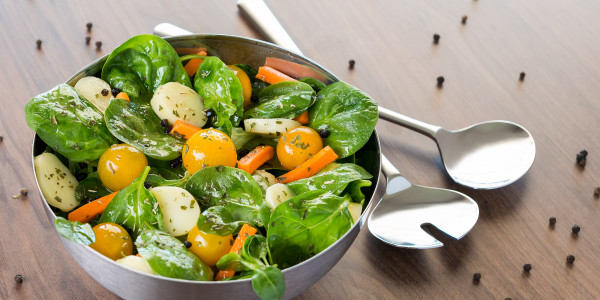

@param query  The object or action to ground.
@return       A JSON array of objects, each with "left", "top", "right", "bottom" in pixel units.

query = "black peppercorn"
[
  {"left": 14, "top": 274, "right": 23, "bottom": 284},
  {"left": 101, "top": 89, "right": 109, "bottom": 96},
  {"left": 76, "top": 173, "right": 87, "bottom": 182},
  {"left": 111, "top": 88, "right": 121, "bottom": 97},
  {"left": 160, "top": 119, "right": 172, "bottom": 134},
  {"left": 572, "top": 225, "right": 580, "bottom": 234},
  {"left": 86, "top": 22, "right": 93, "bottom": 32},
  {"left": 519, "top": 72, "right": 526, "bottom": 81},
  {"left": 85, "top": 36, "right": 91, "bottom": 45},
  {"left": 348, "top": 59, "right": 355, "bottom": 70},
  {"left": 36, "top": 39, "right": 42, "bottom": 49},
  {"left": 523, "top": 264, "right": 532, "bottom": 272},
  {"left": 566, "top": 254, "right": 575, "bottom": 263},
  {"left": 319, "top": 128, "right": 331, "bottom": 138},
  {"left": 95, "top": 41, "right": 102, "bottom": 50},
  {"left": 576, "top": 153, "right": 586, "bottom": 167},
  {"left": 461, "top": 15, "right": 468, "bottom": 24},
  {"left": 20, "top": 188, "right": 28, "bottom": 197},
  {"left": 594, "top": 187, "right": 600, "bottom": 197},
  {"left": 184, "top": 241, "right": 192, "bottom": 248},
  {"left": 205, "top": 109, "right": 215, "bottom": 118},
  {"left": 433, "top": 33, "right": 440, "bottom": 44},
  {"left": 144, "top": 181, "right": 152, "bottom": 189},
  {"left": 580, "top": 149, "right": 588, "bottom": 157},
  {"left": 472, "top": 272, "right": 481, "bottom": 281},
  {"left": 170, "top": 156, "right": 182, "bottom": 169},
  {"left": 436, "top": 76, "right": 445, "bottom": 87},
  {"left": 0, "top": 136, "right": 3, "bottom": 142},
  {"left": 549, "top": 216, "right": 556, "bottom": 226}
]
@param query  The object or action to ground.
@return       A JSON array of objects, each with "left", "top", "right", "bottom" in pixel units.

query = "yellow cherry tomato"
[
  {"left": 228, "top": 65, "right": 252, "bottom": 109},
  {"left": 182, "top": 128, "right": 237, "bottom": 174},
  {"left": 90, "top": 222, "right": 134, "bottom": 260},
  {"left": 187, "top": 226, "right": 234, "bottom": 267},
  {"left": 98, "top": 144, "right": 148, "bottom": 191},
  {"left": 277, "top": 126, "right": 323, "bottom": 170}
]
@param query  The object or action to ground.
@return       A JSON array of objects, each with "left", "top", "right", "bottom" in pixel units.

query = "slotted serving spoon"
[{"left": 231, "top": 0, "right": 535, "bottom": 190}]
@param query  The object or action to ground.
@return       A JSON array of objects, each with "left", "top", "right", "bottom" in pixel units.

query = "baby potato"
[
  {"left": 243, "top": 118, "right": 301, "bottom": 138},
  {"left": 150, "top": 82, "right": 207, "bottom": 127},
  {"left": 116, "top": 255, "right": 157, "bottom": 275},
  {"left": 73, "top": 76, "right": 114, "bottom": 113},
  {"left": 347, "top": 202, "right": 362, "bottom": 224},
  {"left": 252, "top": 170, "right": 276, "bottom": 197},
  {"left": 264, "top": 183, "right": 295, "bottom": 210},
  {"left": 150, "top": 186, "right": 200, "bottom": 237},
  {"left": 34, "top": 152, "right": 80, "bottom": 212}
]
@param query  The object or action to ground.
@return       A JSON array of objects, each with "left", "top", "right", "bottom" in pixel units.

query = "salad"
[{"left": 25, "top": 34, "right": 378, "bottom": 300}]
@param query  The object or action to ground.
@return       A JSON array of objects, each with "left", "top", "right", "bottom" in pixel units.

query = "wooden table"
[{"left": 2, "top": 0, "right": 600, "bottom": 299}]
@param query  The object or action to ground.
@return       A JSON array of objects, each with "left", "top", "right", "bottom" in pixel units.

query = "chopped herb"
[
  {"left": 55, "top": 196, "right": 62, "bottom": 203},
  {"left": 11, "top": 194, "right": 20, "bottom": 199}
]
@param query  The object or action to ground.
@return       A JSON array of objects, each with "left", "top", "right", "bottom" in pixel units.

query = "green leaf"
[
  {"left": 194, "top": 56, "right": 244, "bottom": 132},
  {"left": 135, "top": 228, "right": 213, "bottom": 281},
  {"left": 104, "top": 98, "right": 184, "bottom": 160},
  {"left": 345, "top": 179, "right": 372, "bottom": 203},
  {"left": 243, "top": 81, "right": 315, "bottom": 120},
  {"left": 216, "top": 252, "right": 245, "bottom": 272},
  {"left": 286, "top": 163, "right": 372, "bottom": 196},
  {"left": 55, "top": 217, "right": 95, "bottom": 245},
  {"left": 267, "top": 190, "right": 353, "bottom": 268},
  {"left": 25, "top": 84, "right": 117, "bottom": 162},
  {"left": 252, "top": 266, "right": 285, "bottom": 300},
  {"left": 99, "top": 167, "right": 163, "bottom": 238},
  {"left": 101, "top": 34, "right": 191, "bottom": 103},
  {"left": 235, "top": 64, "right": 269, "bottom": 99},
  {"left": 75, "top": 172, "right": 111, "bottom": 203},
  {"left": 231, "top": 127, "right": 258, "bottom": 150},
  {"left": 299, "top": 77, "right": 326, "bottom": 93},
  {"left": 185, "top": 166, "right": 266, "bottom": 235},
  {"left": 308, "top": 81, "right": 378, "bottom": 158},
  {"left": 145, "top": 173, "right": 188, "bottom": 188}
]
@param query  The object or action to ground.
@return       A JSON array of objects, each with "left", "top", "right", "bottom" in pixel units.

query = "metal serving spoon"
[
  {"left": 369, "top": 154, "right": 478, "bottom": 248},
  {"left": 235, "top": 0, "right": 536, "bottom": 190}
]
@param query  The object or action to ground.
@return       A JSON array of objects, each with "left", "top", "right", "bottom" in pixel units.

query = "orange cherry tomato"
[
  {"left": 228, "top": 65, "right": 252, "bottom": 109},
  {"left": 182, "top": 128, "right": 237, "bottom": 174},
  {"left": 277, "top": 126, "right": 323, "bottom": 170},
  {"left": 90, "top": 222, "right": 134, "bottom": 260},
  {"left": 187, "top": 226, "right": 234, "bottom": 267},
  {"left": 98, "top": 144, "right": 148, "bottom": 191}
]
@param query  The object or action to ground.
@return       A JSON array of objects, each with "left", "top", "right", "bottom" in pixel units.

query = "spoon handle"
[
  {"left": 380, "top": 154, "right": 402, "bottom": 177},
  {"left": 378, "top": 106, "right": 441, "bottom": 140}
]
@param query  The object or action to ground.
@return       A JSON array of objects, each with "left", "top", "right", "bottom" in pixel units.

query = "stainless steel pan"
[{"left": 31, "top": 34, "right": 381, "bottom": 300}]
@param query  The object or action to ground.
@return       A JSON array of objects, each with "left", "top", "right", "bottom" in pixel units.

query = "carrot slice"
[
  {"left": 184, "top": 51, "right": 208, "bottom": 77},
  {"left": 115, "top": 92, "right": 129, "bottom": 101},
  {"left": 256, "top": 66, "right": 297, "bottom": 85},
  {"left": 277, "top": 146, "right": 338, "bottom": 184},
  {"left": 170, "top": 119, "right": 202, "bottom": 139},
  {"left": 67, "top": 191, "right": 119, "bottom": 223},
  {"left": 292, "top": 111, "right": 309, "bottom": 125},
  {"left": 215, "top": 223, "right": 258, "bottom": 280},
  {"left": 237, "top": 145, "right": 274, "bottom": 175}
]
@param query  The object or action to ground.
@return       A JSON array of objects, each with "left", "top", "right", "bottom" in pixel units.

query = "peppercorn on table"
[{"left": 2, "top": 0, "right": 600, "bottom": 299}]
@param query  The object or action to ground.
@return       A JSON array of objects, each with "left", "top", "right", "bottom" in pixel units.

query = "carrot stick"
[
  {"left": 237, "top": 145, "right": 274, "bottom": 175},
  {"left": 292, "top": 111, "right": 309, "bottom": 125},
  {"left": 277, "top": 146, "right": 338, "bottom": 184},
  {"left": 170, "top": 119, "right": 201, "bottom": 139},
  {"left": 184, "top": 51, "right": 208, "bottom": 77},
  {"left": 256, "top": 66, "right": 297, "bottom": 85},
  {"left": 67, "top": 191, "right": 119, "bottom": 223},
  {"left": 115, "top": 92, "right": 129, "bottom": 101},
  {"left": 215, "top": 223, "right": 258, "bottom": 280}
]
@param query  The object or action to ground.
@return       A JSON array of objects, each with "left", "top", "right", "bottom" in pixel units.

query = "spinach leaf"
[
  {"left": 75, "top": 172, "right": 112, "bottom": 203},
  {"left": 25, "top": 84, "right": 117, "bottom": 162},
  {"left": 185, "top": 166, "right": 267, "bottom": 235},
  {"left": 235, "top": 64, "right": 270, "bottom": 100},
  {"left": 286, "top": 163, "right": 372, "bottom": 196},
  {"left": 104, "top": 98, "right": 183, "bottom": 160},
  {"left": 345, "top": 179, "right": 372, "bottom": 204},
  {"left": 194, "top": 56, "right": 243, "bottom": 133},
  {"left": 308, "top": 81, "right": 378, "bottom": 158},
  {"left": 216, "top": 235, "right": 285, "bottom": 300},
  {"left": 299, "top": 77, "right": 326, "bottom": 93},
  {"left": 136, "top": 228, "right": 213, "bottom": 281},
  {"left": 267, "top": 190, "right": 353, "bottom": 268},
  {"left": 145, "top": 173, "right": 189, "bottom": 188},
  {"left": 99, "top": 167, "right": 163, "bottom": 238},
  {"left": 101, "top": 34, "right": 191, "bottom": 103},
  {"left": 55, "top": 217, "right": 95, "bottom": 245},
  {"left": 231, "top": 127, "right": 258, "bottom": 150},
  {"left": 243, "top": 81, "right": 315, "bottom": 120}
]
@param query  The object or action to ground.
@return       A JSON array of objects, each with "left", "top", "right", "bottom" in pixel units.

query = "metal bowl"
[{"left": 31, "top": 34, "right": 381, "bottom": 299}]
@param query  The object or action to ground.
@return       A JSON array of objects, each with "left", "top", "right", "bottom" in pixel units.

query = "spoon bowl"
[{"left": 368, "top": 155, "right": 479, "bottom": 248}]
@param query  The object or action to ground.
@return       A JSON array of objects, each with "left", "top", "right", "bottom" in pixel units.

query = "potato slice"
[
  {"left": 116, "top": 255, "right": 156, "bottom": 275},
  {"left": 150, "top": 186, "right": 200, "bottom": 237},
  {"left": 34, "top": 153, "right": 80, "bottom": 212},
  {"left": 252, "top": 170, "right": 276, "bottom": 197},
  {"left": 265, "top": 183, "right": 295, "bottom": 210},
  {"left": 150, "top": 82, "right": 207, "bottom": 127},
  {"left": 348, "top": 202, "right": 362, "bottom": 224},
  {"left": 244, "top": 118, "right": 301, "bottom": 138},
  {"left": 73, "top": 76, "right": 114, "bottom": 113}
]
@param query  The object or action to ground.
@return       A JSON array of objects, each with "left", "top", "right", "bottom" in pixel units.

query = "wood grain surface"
[{"left": 2, "top": 0, "right": 600, "bottom": 299}]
